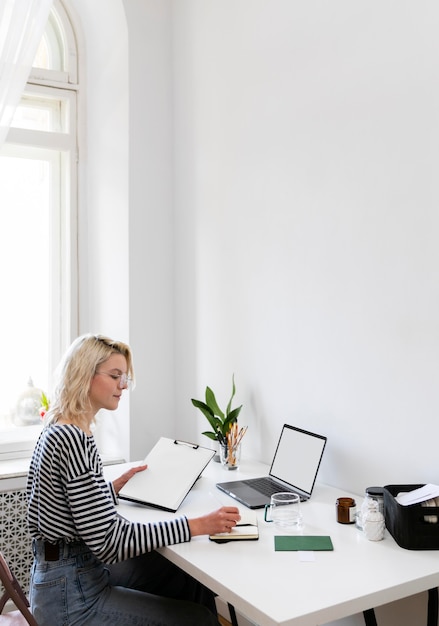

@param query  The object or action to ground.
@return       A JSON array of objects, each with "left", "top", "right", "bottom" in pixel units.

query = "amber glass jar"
[{"left": 336, "top": 497, "right": 356, "bottom": 524}]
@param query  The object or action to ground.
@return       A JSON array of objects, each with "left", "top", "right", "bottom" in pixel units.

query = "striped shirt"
[{"left": 27, "top": 424, "right": 191, "bottom": 564}]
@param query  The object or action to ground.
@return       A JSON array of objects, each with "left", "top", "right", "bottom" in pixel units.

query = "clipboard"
[{"left": 118, "top": 437, "right": 215, "bottom": 512}]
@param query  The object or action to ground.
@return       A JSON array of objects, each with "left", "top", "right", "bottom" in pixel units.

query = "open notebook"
[
  {"left": 118, "top": 437, "right": 215, "bottom": 512},
  {"left": 209, "top": 510, "right": 259, "bottom": 543}
]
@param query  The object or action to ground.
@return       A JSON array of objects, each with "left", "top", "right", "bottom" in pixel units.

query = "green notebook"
[{"left": 274, "top": 535, "right": 333, "bottom": 551}]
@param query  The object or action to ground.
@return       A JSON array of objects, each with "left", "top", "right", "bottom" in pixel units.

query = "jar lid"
[
  {"left": 336, "top": 497, "right": 356, "bottom": 506},
  {"left": 366, "top": 486, "right": 384, "bottom": 497}
]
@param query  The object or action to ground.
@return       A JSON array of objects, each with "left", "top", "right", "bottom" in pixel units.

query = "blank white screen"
[{"left": 270, "top": 426, "right": 326, "bottom": 494}]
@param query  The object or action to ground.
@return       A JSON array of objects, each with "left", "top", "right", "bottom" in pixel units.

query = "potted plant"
[{"left": 191, "top": 375, "right": 242, "bottom": 459}]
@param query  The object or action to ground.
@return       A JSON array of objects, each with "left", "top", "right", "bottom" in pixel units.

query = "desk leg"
[
  {"left": 363, "top": 609, "right": 377, "bottom": 626},
  {"left": 427, "top": 587, "right": 438, "bottom": 626},
  {"left": 363, "top": 588, "right": 438, "bottom": 626},
  {"left": 227, "top": 603, "right": 239, "bottom": 626}
]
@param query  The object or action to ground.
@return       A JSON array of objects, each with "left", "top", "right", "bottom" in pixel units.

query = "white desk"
[{"left": 106, "top": 460, "right": 439, "bottom": 626}]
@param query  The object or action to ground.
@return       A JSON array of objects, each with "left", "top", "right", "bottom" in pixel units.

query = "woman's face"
[{"left": 89, "top": 353, "right": 129, "bottom": 413}]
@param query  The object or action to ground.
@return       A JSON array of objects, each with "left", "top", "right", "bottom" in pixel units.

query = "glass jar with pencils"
[{"left": 220, "top": 423, "right": 247, "bottom": 470}]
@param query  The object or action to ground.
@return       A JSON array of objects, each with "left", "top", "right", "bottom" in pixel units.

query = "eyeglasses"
[{"left": 95, "top": 371, "right": 133, "bottom": 390}]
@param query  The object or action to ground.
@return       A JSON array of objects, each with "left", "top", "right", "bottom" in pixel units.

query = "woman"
[{"left": 27, "top": 334, "right": 241, "bottom": 625}]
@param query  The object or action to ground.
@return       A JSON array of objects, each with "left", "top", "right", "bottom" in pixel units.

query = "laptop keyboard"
[{"left": 242, "top": 477, "right": 305, "bottom": 500}]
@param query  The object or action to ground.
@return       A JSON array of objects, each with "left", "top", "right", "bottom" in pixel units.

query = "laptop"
[{"left": 216, "top": 424, "right": 327, "bottom": 509}]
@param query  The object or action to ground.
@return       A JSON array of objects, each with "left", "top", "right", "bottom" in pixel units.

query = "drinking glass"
[{"left": 264, "top": 492, "right": 303, "bottom": 530}]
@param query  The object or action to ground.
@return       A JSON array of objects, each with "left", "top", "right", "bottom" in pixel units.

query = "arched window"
[
  {"left": 31, "top": 0, "right": 77, "bottom": 82},
  {"left": 0, "top": 0, "right": 78, "bottom": 455}
]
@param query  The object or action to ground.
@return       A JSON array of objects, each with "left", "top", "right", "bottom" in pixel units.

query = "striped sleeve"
[
  {"left": 27, "top": 425, "right": 191, "bottom": 564},
  {"left": 66, "top": 471, "right": 190, "bottom": 563}
]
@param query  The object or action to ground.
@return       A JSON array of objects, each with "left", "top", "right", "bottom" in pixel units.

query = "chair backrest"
[{"left": 0, "top": 553, "right": 38, "bottom": 626}]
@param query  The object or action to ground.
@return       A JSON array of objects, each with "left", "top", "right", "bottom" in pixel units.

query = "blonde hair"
[{"left": 45, "top": 334, "right": 134, "bottom": 427}]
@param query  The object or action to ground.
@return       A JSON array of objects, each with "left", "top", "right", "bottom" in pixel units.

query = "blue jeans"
[{"left": 31, "top": 539, "right": 220, "bottom": 626}]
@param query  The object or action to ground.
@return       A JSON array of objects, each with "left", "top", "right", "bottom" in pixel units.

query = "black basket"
[{"left": 384, "top": 484, "right": 439, "bottom": 550}]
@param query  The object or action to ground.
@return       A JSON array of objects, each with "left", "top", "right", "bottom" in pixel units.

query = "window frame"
[
  {"left": 28, "top": 0, "right": 78, "bottom": 87},
  {"left": 0, "top": 0, "right": 78, "bottom": 458}
]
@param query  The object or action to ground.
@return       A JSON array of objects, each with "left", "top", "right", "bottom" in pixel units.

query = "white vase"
[{"left": 363, "top": 501, "right": 385, "bottom": 541}]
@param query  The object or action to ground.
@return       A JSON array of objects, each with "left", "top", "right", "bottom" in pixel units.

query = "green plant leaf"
[
  {"left": 192, "top": 399, "right": 223, "bottom": 433},
  {"left": 226, "top": 374, "right": 236, "bottom": 417},
  {"left": 202, "top": 431, "right": 218, "bottom": 441},
  {"left": 192, "top": 376, "right": 242, "bottom": 443},
  {"left": 222, "top": 407, "right": 241, "bottom": 435},
  {"left": 227, "top": 405, "right": 242, "bottom": 423},
  {"left": 191, "top": 398, "right": 214, "bottom": 417},
  {"left": 205, "top": 386, "right": 225, "bottom": 419},
  {"left": 40, "top": 391, "right": 50, "bottom": 410}
]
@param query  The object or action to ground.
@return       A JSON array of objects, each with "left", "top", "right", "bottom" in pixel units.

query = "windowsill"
[
  {"left": 0, "top": 423, "right": 126, "bottom": 478},
  {"left": 0, "top": 424, "right": 40, "bottom": 480},
  {"left": 0, "top": 457, "right": 33, "bottom": 479},
  {"left": 0, "top": 455, "right": 126, "bottom": 481},
  {"left": 0, "top": 423, "right": 43, "bottom": 461}
]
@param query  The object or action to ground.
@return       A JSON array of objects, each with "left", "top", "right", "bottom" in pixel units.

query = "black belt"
[
  {"left": 44, "top": 541, "right": 61, "bottom": 561},
  {"left": 33, "top": 538, "right": 90, "bottom": 562}
]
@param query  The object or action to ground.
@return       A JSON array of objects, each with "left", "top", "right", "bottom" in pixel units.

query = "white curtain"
[{"left": 0, "top": 0, "right": 53, "bottom": 145}]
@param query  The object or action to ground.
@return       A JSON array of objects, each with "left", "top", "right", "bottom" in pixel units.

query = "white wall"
[
  {"left": 172, "top": 0, "right": 439, "bottom": 494},
  {"left": 123, "top": 0, "right": 177, "bottom": 456},
  {"left": 67, "top": 0, "right": 131, "bottom": 461}
]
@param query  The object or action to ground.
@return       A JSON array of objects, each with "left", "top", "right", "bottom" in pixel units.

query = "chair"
[{"left": 0, "top": 553, "right": 38, "bottom": 625}]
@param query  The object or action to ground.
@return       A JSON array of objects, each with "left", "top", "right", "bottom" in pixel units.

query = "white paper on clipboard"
[{"left": 118, "top": 437, "right": 215, "bottom": 512}]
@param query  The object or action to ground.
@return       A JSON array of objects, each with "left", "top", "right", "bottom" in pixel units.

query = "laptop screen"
[{"left": 269, "top": 424, "right": 327, "bottom": 496}]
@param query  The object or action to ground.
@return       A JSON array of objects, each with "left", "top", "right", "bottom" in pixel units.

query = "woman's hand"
[
  {"left": 188, "top": 507, "right": 241, "bottom": 537},
  {"left": 112, "top": 464, "right": 148, "bottom": 495}
]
